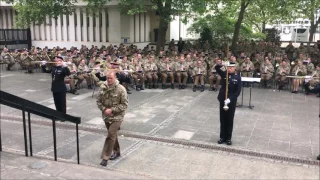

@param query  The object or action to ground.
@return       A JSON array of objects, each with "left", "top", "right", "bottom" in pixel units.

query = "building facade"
[{"left": 0, "top": 0, "right": 198, "bottom": 49}]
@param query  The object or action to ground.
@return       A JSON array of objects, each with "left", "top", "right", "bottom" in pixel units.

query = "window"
[
  {"left": 80, "top": 11, "right": 83, "bottom": 27},
  {"left": 294, "top": 28, "right": 307, "bottom": 33},
  {"left": 74, "top": 13, "right": 77, "bottom": 26}
]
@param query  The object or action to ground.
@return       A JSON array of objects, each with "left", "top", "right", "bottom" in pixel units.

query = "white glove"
[
  {"left": 62, "top": 62, "right": 67, "bottom": 67},
  {"left": 41, "top": 60, "right": 46, "bottom": 65},
  {"left": 224, "top": 98, "right": 231, "bottom": 105}
]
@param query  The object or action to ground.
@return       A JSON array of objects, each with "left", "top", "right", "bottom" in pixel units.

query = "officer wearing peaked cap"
[{"left": 215, "top": 61, "right": 242, "bottom": 146}]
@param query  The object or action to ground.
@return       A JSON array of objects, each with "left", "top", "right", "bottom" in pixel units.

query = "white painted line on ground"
[
  {"left": 37, "top": 98, "right": 54, "bottom": 104},
  {"left": 25, "top": 89, "right": 37, "bottom": 92},
  {"left": 38, "top": 78, "right": 51, "bottom": 81},
  {"left": 86, "top": 117, "right": 104, "bottom": 125},
  {"left": 71, "top": 92, "right": 93, "bottom": 100},
  {"left": 47, "top": 104, "right": 72, "bottom": 110},
  {"left": 139, "top": 89, "right": 165, "bottom": 93},
  {"left": 0, "top": 74, "right": 14, "bottom": 78},
  {"left": 172, "top": 130, "right": 195, "bottom": 140}
]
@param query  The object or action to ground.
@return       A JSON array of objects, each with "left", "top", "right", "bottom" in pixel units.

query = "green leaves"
[{"left": 11, "top": 0, "right": 77, "bottom": 28}]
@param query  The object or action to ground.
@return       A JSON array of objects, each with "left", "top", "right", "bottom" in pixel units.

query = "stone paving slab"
[
  {"left": 112, "top": 141, "right": 319, "bottom": 179},
  {"left": 1, "top": 118, "right": 319, "bottom": 179},
  {"left": 1, "top": 151, "right": 148, "bottom": 179},
  {"left": 0, "top": 70, "right": 319, "bottom": 160}
]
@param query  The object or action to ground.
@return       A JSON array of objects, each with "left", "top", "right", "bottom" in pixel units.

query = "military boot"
[
  {"left": 193, "top": 85, "right": 196, "bottom": 92},
  {"left": 200, "top": 85, "right": 204, "bottom": 92}
]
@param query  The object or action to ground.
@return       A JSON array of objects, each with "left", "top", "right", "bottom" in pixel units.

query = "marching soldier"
[
  {"left": 160, "top": 56, "right": 175, "bottom": 89},
  {"left": 260, "top": 58, "right": 274, "bottom": 88},
  {"left": 192, "top": 60, "right": 206, "bottom": 92},
  {"left": 97, "top": 71, "right": 128, "bottom": 167}
]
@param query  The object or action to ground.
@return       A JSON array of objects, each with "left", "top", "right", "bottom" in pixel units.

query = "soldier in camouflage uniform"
[
  {"left": 175, "top": 55, "right": 189, "bottom": 89},
  {"left": 208, "top": 59, "right": 222, "bottom": 91},
  {"left": 159, "top": 56, "right": 175, "bottom": 89},
  {"left": 96, "top": 71, "right": 128, "bottom": 167},
  {"left": 291, "top": 60, "right": 307, "bottom": 93},
  {"left": 260, "top": 58, "right": 274, "bottom": 88},
  {"left": 192, "top": 60, "right": 206, "bottom": 92},
  {"left": 144, "top": 56, "right": 159, "bottom": 88},
  {"left": 275, "top": 60, "right": 291, "bottom": 91},
  {"left": 285, "top": 42, "right": 295, "bottom": 61},
  {"left": 130, "top": 59, "right": 145, "bottom": 91},
  {"left": 64, "top": 58, "right": 79, "bottom": 95},
  {"left": 76, "top": 59, "right": 93, "bottom": 89},
  {"left": 1, "top": 47, "right": 15, "bottom": 70}
]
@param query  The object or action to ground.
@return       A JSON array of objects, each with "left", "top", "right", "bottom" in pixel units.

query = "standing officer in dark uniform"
[
  {"left": 51, "top": 56, "right": 71, "bottom": 114},
  {"left": 215, "top": 61, "right": 242, "bottom": 145}
]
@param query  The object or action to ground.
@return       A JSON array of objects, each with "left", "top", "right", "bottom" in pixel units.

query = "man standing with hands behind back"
[
  {"left": 215, "top": 61, "right": 242, "bottom": 145},
  {"left": 97, "top": 71, "right": 128, "bottom": 167}
]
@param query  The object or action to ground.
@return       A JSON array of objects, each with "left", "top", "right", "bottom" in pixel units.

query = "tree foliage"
[{"left": 4, "top": 0, "right": 77, "bottom": 28}]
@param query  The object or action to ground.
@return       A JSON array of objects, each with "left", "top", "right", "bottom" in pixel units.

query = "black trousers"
[
  {"left": 53, "top": 92, "right": 66, "bottom": 114},
  {"left": 95, "top": 73, "right": 107, "bottom": 81},
  {"left": 117, "top": 73, "right": 131, "bottom": 84},
  {"left": 219, "top": 101, "right": 237, "bottom": 140}
]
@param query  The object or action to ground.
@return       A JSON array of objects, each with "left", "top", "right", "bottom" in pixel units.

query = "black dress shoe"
[
  {"left": 100, "top": 159, "right": 108, "bottom": 166},
  {"left": 109, "top": 153, "right": 121, "bottom": 160},
  {"left": 294, "top": 91, "right": 298, "bottom": 94},
  {"left": 200, "top": 85, "right": 204, "bottom": 92},
  {"left": 217, "top": 139, "right": 225, "bottom": 144},
  {"left": 127, "top": 91, "right": 132, "bottom": 94},
  {"left": 171, "top": 84, "right": 174, "bottom": 89},
  {"left": 88, "top": 85, "right": 93, "bottom": 89},
  {"left": 178, "top": 85, "right": 182, "bottom": 89},
  {"left": 193, "top": 85, "right": 196, "bottom": 92},
  {"left": 317, "top": 155, "right": 320, "bottom": 160},
  {"left": 226, "top": 140, "right": 232, "bottom": 145}
]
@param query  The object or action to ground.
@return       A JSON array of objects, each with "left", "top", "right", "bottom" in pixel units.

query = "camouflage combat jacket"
[{"left": 96, "top": 80, "right": 128, "bottom": 122}]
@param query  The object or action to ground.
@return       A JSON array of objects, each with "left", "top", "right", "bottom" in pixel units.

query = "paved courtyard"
[{"left": 0, "top": 70, "right": 319, "bottom": 179}]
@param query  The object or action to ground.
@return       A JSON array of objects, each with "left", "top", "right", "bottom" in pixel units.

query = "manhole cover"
[{"left": 29, "top": 161, "right": 47, "bottom": 169}]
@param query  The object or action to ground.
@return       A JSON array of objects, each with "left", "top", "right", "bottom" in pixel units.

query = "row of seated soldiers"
[{"left": 1, "top": 44, "right": 319, "bottom": 96}]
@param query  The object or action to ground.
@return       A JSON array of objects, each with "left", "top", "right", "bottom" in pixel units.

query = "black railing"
[
  {"left": 0, "top": 90, "right": 81, "bottom": 164},
  {"left": 0, "top": 28, "right": 32, "bottom": 50}
]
